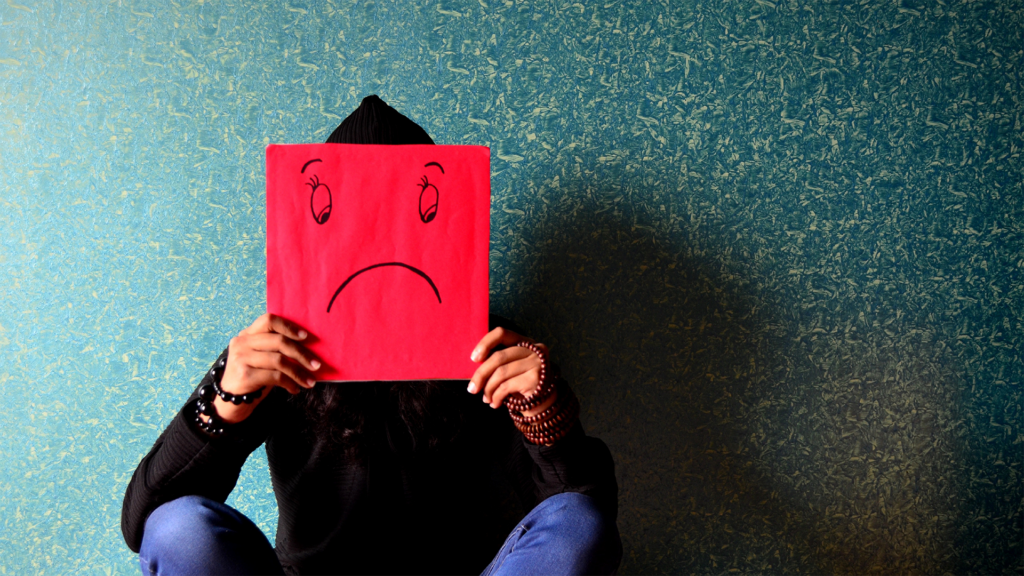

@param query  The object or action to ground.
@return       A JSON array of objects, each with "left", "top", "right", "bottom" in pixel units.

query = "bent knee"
[
  {"left": 145, "top": 495, "right": 220, "bottom": 535},
  {"left": 140, "top": 496, "right": 226, "bottom": 560},
  {"left": 539, "top": 492, "right": 618, "bottom": 545},
  {"left": 139, "top": 496, "right": 281, "bottom": 576},
  {"left": 531, "top": 493, "right": 622, "bottom": 574}
]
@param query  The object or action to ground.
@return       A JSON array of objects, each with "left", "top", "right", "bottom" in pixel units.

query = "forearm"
[
  {"left": 523, "top": 420, "right": 619, "bottom": 521},
  {"left": 124, "top": 313, "right": 314, "bottom": 551},
  {"left": 121, "top": 401, "right": 248, "bottom": 551},
  {"left": 121, "top": 351, "right": 275, "bottom": 551},
  {"left": 518, "top": 377, "right": 616, "bottom": 518}
]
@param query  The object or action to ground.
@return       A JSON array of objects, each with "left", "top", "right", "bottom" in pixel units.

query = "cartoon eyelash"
[
  {"left": 308, "top": 175, "right": 332, "bottom": 225},
  {"left": 418, "top": 175, "right": 438, "bottom": 224}
]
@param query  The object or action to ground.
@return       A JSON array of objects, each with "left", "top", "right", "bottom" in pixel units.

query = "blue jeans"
[{"left": 139, "top": 493, "right": 622, "bottom": 575}]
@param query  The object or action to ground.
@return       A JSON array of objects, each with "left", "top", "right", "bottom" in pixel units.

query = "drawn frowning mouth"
[{"left": 326, "top": 262, "right": 441, "bottom": 313}]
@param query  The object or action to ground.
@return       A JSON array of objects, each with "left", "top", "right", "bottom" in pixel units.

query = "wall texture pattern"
[{"left": 0, "top": 0, "right": 1021, "bottom": 574}]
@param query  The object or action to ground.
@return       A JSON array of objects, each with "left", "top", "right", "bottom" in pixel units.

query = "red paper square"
[{"left": 266, "top": 144, "right": 490, "bottom": 381}]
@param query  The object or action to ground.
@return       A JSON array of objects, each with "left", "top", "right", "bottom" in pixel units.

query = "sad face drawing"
[
  {"left": 266, "top": 143, "right": 490, "bottom": 382},
  {"left": 307, "top": 158, "right": 446, "bottom": 312}
]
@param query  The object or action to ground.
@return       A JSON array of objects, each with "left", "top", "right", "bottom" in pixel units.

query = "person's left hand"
[{"left": 467, "top": 327, "right": 557, "bottom": 415}]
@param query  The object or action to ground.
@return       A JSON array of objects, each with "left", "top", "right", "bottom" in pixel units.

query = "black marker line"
[
  {"left": 424, "top": 161, "right": 444, "bottom": 174},
  {"left": 301, "top": 158, "right": 323, "bottom": 173},
  {"left": 327, "top": 262, "right": 442, "bottom": 313}
]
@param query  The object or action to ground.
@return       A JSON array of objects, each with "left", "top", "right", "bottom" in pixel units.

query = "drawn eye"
[
  {"left": 308, "top": 175, "right": 332, "bottom": 225},
  {"left": 418, "top": 175, "right": 438, "bottom": 224}
]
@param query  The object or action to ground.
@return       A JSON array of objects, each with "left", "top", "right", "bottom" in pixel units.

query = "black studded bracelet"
[
  {"left": 193, "top": 353, "right": 264, "bottom": 438},
  {"left": 205, "top": 355, "right": 264, "bottom": 405}
]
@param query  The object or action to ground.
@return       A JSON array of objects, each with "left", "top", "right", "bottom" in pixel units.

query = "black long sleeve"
[
  {"left": 121, "top": 321, "right": 618, "bottom": 574},
  {"left": 512, "top": 415, "right": 619, "bottom": 522},
  {"left": 121, "top": 349, "right": 285, "bottom": 552}
]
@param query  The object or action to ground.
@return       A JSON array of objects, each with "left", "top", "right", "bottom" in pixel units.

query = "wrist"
[
  {"left": 208, "top": 396, "right": 255, "bottom": 424},
  {"left": 521, "top": 391, "right": 557, "bottom": 418},
  {"left": 509, "top": 378, "right": 579, "bottom": 446},
  {"left": 193, "top": 353, "right": 264, "bottom": 435},
  {"left": 500, "top": 341, "right": 579, "bottom": 446}
]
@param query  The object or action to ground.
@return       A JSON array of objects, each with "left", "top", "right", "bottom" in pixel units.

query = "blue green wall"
[{"left": 1, "top": 0, "right": 1021, "bottom": 573}]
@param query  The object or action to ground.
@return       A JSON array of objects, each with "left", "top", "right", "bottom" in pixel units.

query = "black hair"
[{"left": 293, "top": 380, "right": 467, "bottom": 464}]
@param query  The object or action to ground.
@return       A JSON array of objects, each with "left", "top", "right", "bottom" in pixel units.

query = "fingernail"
[
  {"left": 482, "top": 395, "right": 490, "bottom": 403},
  {"left": 467, "top": 381, "right": 476, "bottom": 393},
  {"left": 298, "top": 330, "right": 308, "bottom": 340},
  {"left": 471, "top": 348, "right": 481, "bottom": 362},
  {"left": 306, "top": 378, "right": 317, "bottom": 387},
  {"left": 311, "top": 360, "right": 321, "bottom": 370}
]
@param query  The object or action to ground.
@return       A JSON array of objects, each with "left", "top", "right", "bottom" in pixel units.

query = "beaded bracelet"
[
  {"left": 502, "top": 342, "right": 580, "bottom": 445},
  {"left": 502, "top": 342, "right": 555, "bottom": 412},
  {"left": 508, "top": 377, "right": 571, "bottom": 426},
  {"left": 193, "top": 354, "right": 263, "bottom": 437},
  {"left": 520, "top": 385, "right": 579, "bottom": 445},
  {"left": 193, "top": 398, "right": 226, "bottom": 437},
  {"left": 521, "top": 392, "right": 578, "bottom": 435},
  {"left": 206, "top": 356, "right": 264, "bottom": 405}
]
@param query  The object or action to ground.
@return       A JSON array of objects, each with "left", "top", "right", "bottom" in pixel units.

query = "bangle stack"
[
  {"left": 503, "top": 342, "right": 580, "bottom": 445},
  {"left": 193, "top": 355, "right": 263, "bottom": 437}
]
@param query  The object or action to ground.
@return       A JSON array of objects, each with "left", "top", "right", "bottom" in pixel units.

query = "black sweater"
[{"left": 121, "top": 335, "right": 618, "bottom": 574}]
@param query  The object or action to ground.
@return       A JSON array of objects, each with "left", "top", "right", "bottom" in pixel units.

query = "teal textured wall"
[{"left": 1, "top": 0, "right": 1021, "bottom": 573}]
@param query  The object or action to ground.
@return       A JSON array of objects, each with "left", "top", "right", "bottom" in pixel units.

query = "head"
[
  {"left": 296, "top": 95, "right": 464, "bottom": 463},
  {"left": 325, "top": 94, "right": 435, "bottom": 146}
]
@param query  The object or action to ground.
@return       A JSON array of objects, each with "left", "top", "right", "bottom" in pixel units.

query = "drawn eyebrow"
[
  {"left": 301, "top": 159, "right": 323, "bottom": 173},
  {"left": 424, "top": 161, "right": 444, "bottom": 174}
]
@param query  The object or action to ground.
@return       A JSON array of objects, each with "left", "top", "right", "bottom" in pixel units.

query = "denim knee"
[
  {"left": 528, "top": 492, "right": 622, "bottom": 573},
  {"left": 531, "top": 493, "right": 613, "bottom": 537},
  {"left": 139, "top": 495, "right": 282, "bottom": 576},
  {"left": 140, "top": 496, "right": 221, "bottom": 571}
]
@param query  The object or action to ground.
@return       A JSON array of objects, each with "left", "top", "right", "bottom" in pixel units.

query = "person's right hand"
[{"left": 210, "top": 313, "right": 322, "bottom": 424}]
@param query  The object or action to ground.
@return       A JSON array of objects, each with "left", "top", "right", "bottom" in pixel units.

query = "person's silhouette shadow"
[{"left": 493, "top": 182, "right": 824, "bottom": 574}]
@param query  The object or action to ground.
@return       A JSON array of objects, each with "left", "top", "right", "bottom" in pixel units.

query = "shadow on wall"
[
  {"left": 503, "top": 186, "right": 816, "bottom": 574},
  {"left": 502, "top": 178, "right": 960, "bottom": 574}
]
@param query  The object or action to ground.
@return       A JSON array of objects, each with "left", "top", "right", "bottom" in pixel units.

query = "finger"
[
  {"left": 488, "top": 367, "right": 542, "bottom": 409},
  {"left": 243, "top": 367, "right": 304, "bottom": 395},
  {"left": 482, "top": 354, "right": 540, "bottom": 402},
  {"left": 470, "top": 326, "right": 532, "bottom": 363},
  {"left": 240, "top": 349, "right": 317, "bottom": 389},
  {"left": 244, "top": 332, "right": 321, "bottom": 372},
  {"left": 242, "top": 313, "right": 309, "bottom": 341},
  {"left": 222, "top": 361, "right": 303, "bottom": 396},
  {"left": 468, "top": 346, "right": 532, "bottom": 395},
  {"left": 241, "top": 312, "right": 274, "bottom": 335},
  {"left": 266, "top": 314, "right": 309, "bottom": 341}
]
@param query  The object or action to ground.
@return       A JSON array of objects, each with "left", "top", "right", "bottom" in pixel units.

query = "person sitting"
[{"left": 120, "top": 95, "right": 622, "bottom": 576}]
